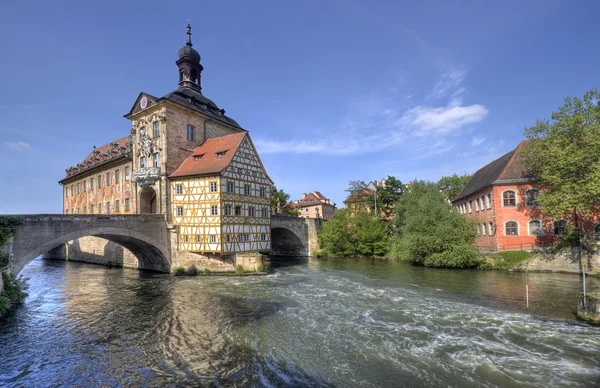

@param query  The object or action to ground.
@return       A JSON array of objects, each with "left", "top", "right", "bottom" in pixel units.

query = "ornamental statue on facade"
[{"left": 131, "top": 128, "right": 161, "bottom": 188}]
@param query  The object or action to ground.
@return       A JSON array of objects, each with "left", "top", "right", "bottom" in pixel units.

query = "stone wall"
[
  {"left": 234, "top": 253, "right": 264, "bottom": 271},
  {"left": 515, "top": 247, "right": 600, "bottom": 273},
  {"left": 173, "top": 250, "right": 235, "bottom": 272},
  {"left": 66, "top": 236, "right": 139, "bottom": 269}
]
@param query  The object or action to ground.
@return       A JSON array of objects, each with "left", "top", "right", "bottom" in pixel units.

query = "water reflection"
[{"left": 0, "top": 257, "right": 599, "bottom": 387}]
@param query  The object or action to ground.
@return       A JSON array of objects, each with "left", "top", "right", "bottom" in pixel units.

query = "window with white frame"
[
  {"left": 106, "top": 172, "right": 111, "bottom": 185},
  {"left": 115, "top": 200, "right": 120, "bottom": 213},
  {"left": 210, "top": 235, "right": 217, "bottom": 243},
  {"left": 125, "top": 198, "right": 130, "bottom": 211},
  {"left": 475, "top": 199, "right": 480, "bottom": 212},
  {"left": 115, "top": 169, "right": 120, "bottom": 184},
  {"left": 244, "top": 185, "right": 251, "bottom": 195},
  {"left": 153, "top": 121, "right": 159, "bottom": 137},
  {"left": 227, "top": 181, "right": 235, "bottom": 193},
  {"left": 125, "top": 166, "right": 130, "bottom": 181},
  {"left": 476, "top": 224, "right": 481, "bottom": 235},
  {"left": 235, "top": 206, "right": 242, "bottom": 216},
  {"left": 140, "top": 156, "right": 146, "bottom": 168},
  {"left": 249, "top": 207, "right": 255, "bottom": 217},
  {"left": 176, "top": 184, "right": 183, "bottom": 194},
  {"left": 525, "top": 189, "right": 539, "bottom": 207},
  {"left": 211, "top": 205, "right": 218, "bottom": 216},
  {"left": 503, "top": 190, "right": 516, "bottom": 207},
  {"left": 261, "top": 207, "right": 268, "bottom": 218},
  {"left": 553, "top": 220, "right": 567, "bottom": 235},
  {"left": 225, "top": 205, "right": 232, "bottom": 216},
  {"left": 153, "top": 153, "right": 160, "bottom": 168},
  {"left": 210, "top": 182, "right": 217, "bottom": 192},
  {"left": 505, "top": 221, "right": 518, "bottom": 236},
  {"left": 529, "top": 220, "right": 543, "bottom": 236},
  {"left": 260, "top": 187, "right": 266, "bottom": 197},
  {"left": 486, "top": 193, "right": 491, "bottom": 209},
  {"left": 177, "top": 206, "right": 183, "bottom": 216},
  {"left": 196, "top": 235, "right": 200, "bottom": 243},
  {"left": 489, "top": 222, "right": 494, "bottom": 236},
  {"left": 226, "top": 234, "right": 231, "bottom": 242},
  {"left": 481, "top": 223, "right": 487, "bottom": 235}
]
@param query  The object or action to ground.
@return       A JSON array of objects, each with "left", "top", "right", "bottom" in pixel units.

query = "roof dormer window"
[
  {"left": 216, "top": 151, "right": 225, "bottom": 158},
  {"left": 193, "top": 154, "right": 204, "bottom": 161}
]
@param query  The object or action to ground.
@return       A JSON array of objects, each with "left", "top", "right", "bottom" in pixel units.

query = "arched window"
[
  {"left": 486, "top": 193, "right": 492, "bottom": 209},
  {"left": 529, "top": 220, "right": 543, "bottom": 236},
  {"left": 503, "top": 190, "right": 516, "bottom": 207},
  {"left": 505, "top": 221, "right": 518, "bottom": 236},
  {"left": 525, "top": 189, "right": 539, "bottom": 206},
  {"left": 489, "top": 222, "right": 495, "bottom": 236},
  {"left": 481, "top": 223, "right": 487, "bottom": 235},
  {"left": 476, "top": 224, "right": 481, "bottom": 235},
  {"left": 595, "top": 224, "right": 600, "bottom": 234},
  {"left": 179, "top": 69, "right": 185, "bottom": 82},
  {"left": 553, "top": 220, "right": 567, "bottom": 235},
  {"left": 191, "top": 69, "right": 198, "bottom": 84}
]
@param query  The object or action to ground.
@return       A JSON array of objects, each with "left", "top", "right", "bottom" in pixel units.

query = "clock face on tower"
[{"left": 140, "top": 96, "right": 148, "bottom": 109}]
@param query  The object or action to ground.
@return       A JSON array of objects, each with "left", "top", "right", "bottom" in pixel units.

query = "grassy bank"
[{"left": 477, "top": 251, "right": 532, "bottom": 270}]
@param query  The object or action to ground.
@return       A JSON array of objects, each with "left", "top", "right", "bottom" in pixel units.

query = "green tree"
[
  {"left": 318, "top": 209, "right": 389, "bottom": 257},
  {"left": 318, "top": 209, "right": 356, "bottom": 256},
  {"left": 346, "top": 180, "right": 367, "bottom": 195},
  {"left": 437, "top": 173, "right": 472, "bottom": 200},
  {"left": 270, "top": 186, "right": 300, "bottom": 217},
  {"left": 367, "top": 176, "right": 404, "bottom": 220},
  {"left": 391, "top": 181, "right": 479, "bottom": 268},
  {"left": 521, "top": 89, "right": 600, "bottom": 233}
]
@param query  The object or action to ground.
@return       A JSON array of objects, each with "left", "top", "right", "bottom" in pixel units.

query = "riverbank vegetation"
[
  {"left": 0, "top": 272, "right": 28, "bottom": 317},
  {"left": 317, "top": 210, "right": 388, "bottom": 257},
  {"left": 390, "top": 181, "right": 480, "bottom": 268},
  {"left": 0, "top": 216, "right": 23, "bottom": 266},
  {"left": 478, "top": 251, "right": 532, "bottom": 270}
]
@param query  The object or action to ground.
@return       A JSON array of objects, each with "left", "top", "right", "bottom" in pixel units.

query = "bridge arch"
[
  {"left": 271, "top": 227, "right": 307, "bottom": 256},
  {"left": 270, "top": 216, "right": 321, "bottom": 257},
  {"left": 8, "top": 215, "right": 171, "bottom": 275}
]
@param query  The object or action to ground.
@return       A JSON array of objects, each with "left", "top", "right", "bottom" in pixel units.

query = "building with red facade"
[
  {"left": 289, "top": 191, "right": 336, "bottom": 220},
  {"left": 451, "top": 140, "right": 595, "bottom": 251}
]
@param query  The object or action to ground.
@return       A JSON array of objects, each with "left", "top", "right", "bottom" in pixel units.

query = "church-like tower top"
[{"left": 176, "top": 23, "right": 203, "bottom": 92}]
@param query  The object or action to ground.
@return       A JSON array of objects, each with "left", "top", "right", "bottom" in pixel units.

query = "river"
[{"left": 1, "top": 257, "right": 599, "bottom": 387}]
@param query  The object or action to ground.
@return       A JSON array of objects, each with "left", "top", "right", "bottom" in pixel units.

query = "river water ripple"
[{"left": 1, "top": 257, "right": 599, "bottom": 387}]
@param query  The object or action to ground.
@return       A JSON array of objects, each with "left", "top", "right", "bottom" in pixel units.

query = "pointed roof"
[
  {"left": 452, "top": 140, "right": 531, "bottom": 202},
  {"left": 169, "top": 132, "right": 246, "bottom": 178}
]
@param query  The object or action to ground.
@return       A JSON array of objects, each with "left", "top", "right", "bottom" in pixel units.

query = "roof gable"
[
  {"left": 124, "top": 92, "right": 159, "bottom": 118},
  {"left": 453, "top": 149, "right": 515, "bottom": 201}
]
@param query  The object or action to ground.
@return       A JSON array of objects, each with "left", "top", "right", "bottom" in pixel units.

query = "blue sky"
[{"left": 1, "top": 0, "right": 598, "bottom": 213}]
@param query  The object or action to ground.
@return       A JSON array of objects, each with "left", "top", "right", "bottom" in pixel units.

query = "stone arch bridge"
[{"left": 2, "top": 214, "right": 320, "bottom": 275}]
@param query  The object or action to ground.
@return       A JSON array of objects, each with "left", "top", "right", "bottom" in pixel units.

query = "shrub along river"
[{"left": 1, "top": 257, "right": 599, "bottom": 387}]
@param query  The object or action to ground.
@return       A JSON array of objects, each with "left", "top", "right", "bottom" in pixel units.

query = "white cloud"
[
  {"left": 5, "top": 141, "right": 32, "bottom": 151},
  {"left": 254, "top": 67, "right": 488, "bottom": 157},
  {"left": 471, "top": 136, "right": 485, "bottom": 146},
  {"left": 404, "top": 105, "right": 488, "bottom": 136}
]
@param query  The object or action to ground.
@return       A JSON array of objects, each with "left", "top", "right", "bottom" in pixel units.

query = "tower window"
[
  {"left": 186, "top": 125, "right": 195, "bottom": 141},
  {"left": 179, "top": 69, "right": 185, "bottom": 82}
]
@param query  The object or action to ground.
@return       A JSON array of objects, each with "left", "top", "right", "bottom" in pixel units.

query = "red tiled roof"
[
  {"left": 60, "top": 136, "right": 129, "bottom": 183},
  {"left": 169, "top": 132, "right": 246, "bottom": 178},
  {"left": 289, "top": 191, "right": 334, "bottom": 209}
]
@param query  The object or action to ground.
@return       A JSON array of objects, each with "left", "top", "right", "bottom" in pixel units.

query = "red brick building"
[{"left": 451, "top": 140, "right": 595, "bottom": 251}]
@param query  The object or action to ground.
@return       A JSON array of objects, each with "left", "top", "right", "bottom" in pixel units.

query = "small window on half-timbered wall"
[
  {"left": 196, "top": 235, "right": 200, "bottom": 243},
  {"left": 261, "top": 207, "right": 268, "bottom": 218},
  {"left": 249, "top": 207, "right": 255, "bottom": 217},
  {"left": 503, "top": 191, "right": 516, "bottom": 207},
  {"left": 237, "top": 167, "right": 243, "bottom": 174},
  {"left": 211, "top": 205, "right": 218, "bottom": 216},
  {"left": 177, "top": 206, "right": 183, "bottom": 216},
  {"left": 226, "top": 234, "right": 231, "bottom": 242},
  {"left": 235, "top": 206, "right": 242, "bottom": 216},
  {"left": 210, "top": 182, "right": 217, "bottom": 192},
  {"left": 505, "top": 221, "right": 518, "bottom": 236},
  {"left": 176, "top": 184, "right": 183, "bottom": 194},
  {"left": 244, "top": 185, "right": 251, "bottom": 195},
  {"left": 225, "top": 205, "right": 232, "bottom": 216},
  {"left": 227, "top": 181, "right": 235, "bottom": 193},
  {"left": 210, "top": 235, "right": 217, "bottom": 243},
  {"left": 260, "top": 187, "right": 266, "bottom": 197}
]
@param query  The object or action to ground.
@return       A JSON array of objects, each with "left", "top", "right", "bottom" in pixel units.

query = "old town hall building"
[{"left": 59, "top": 24, "right": 273, "bottom": 256}]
